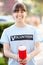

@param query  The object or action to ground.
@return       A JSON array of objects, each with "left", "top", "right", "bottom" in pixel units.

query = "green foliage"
[
  {"left": 32, "top": 0, "right": 43, "bottom": 3},
  {"left": 0, "top": 57, "right": 7, "bottom": 65},
  {"left": 0, "top": 57, "right": 5, "bottom": 64},
  {"left": 23, "top": 0, "right": 43, "bottom": 16},
  {"left": 0, "top": 22, "right": 15, "bottom": 38},
  {"left": 0, "top": 22, "right": 14, "bottom": 65}
]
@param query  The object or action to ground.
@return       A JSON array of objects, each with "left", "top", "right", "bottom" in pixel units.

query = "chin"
[
  {"left": 18, "top": 20, "right": 23, "bottom": 22},
  {"left": 18, "top": 21, "right": 22, "bottom": 22}
]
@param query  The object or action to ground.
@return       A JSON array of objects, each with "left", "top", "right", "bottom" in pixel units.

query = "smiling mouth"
[
  {"left": 16, "top": 15, "right": 23, "bottom": 18},
  {"left": 18, "top": 17, "right": 22, "bottom": 19}
]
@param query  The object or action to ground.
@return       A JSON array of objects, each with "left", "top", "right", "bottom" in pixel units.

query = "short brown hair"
[{"left": 12, "top": 3, "right": 27, "bottom": 12}]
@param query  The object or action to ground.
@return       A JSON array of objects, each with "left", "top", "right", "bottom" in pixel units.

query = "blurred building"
[{"left": 0, "top": 0, "right": 18, "bottom": 15}]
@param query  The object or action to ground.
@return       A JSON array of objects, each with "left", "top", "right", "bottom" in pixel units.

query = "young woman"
[{"left": 1, "top": 3, "right": 40, "bottom": 65}]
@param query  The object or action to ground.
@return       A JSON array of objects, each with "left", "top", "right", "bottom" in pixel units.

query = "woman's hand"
[
  {"left": 17, "top": 54, "right": 31, "bottom": 65},
  {"left": 22, "top": 54, "right": 31, "bottom": 64},
  {"left": 13, "top": 54, "right": 19, "bottom": 62}
]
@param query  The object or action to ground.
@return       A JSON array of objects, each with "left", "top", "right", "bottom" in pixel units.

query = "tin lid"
[{"left": 18, "top": 45, "right": 26, "bottom": 50}]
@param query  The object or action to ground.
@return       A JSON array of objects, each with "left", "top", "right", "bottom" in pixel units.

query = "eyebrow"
[{"left": 13, "top": 8, "right": 26, "bottom": 12}]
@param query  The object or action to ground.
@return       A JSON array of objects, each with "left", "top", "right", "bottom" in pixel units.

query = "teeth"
[{"left": 18, "top": 17, "right": 22, "bottom": 18}]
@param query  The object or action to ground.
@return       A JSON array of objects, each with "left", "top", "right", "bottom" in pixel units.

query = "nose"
[{"left": 18, "top": 11, "right": 22, "bottom": 15}]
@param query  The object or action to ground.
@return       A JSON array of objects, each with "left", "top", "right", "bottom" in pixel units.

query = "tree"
[{"left": 32, "top": 0, "right": 43, "bottom": 3}]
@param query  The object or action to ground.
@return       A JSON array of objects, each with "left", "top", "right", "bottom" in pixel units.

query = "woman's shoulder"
[
  {"left": 26, "top": 24, "right": 36, "bottom": 30},
  {"left": 3, "top": 24, "right": 15, "bottom": 32}
]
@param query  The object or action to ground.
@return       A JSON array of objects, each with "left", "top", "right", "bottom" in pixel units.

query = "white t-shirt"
[{"left": 1, "top": 24, "right": 40, "bottom": 65}]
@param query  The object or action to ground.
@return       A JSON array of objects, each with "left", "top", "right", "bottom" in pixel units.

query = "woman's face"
[{"left": 12, "top": 9, "right": 27, "bottom": 23}]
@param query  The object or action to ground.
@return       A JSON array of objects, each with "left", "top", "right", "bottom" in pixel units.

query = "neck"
[{"left": 15, "top": 21, "right": 26, "bottom": 27}]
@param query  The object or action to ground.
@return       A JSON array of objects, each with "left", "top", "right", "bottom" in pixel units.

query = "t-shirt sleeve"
[
  {"left": 34, "top": 28, "right": 41, "bottom": 43},
  {"left": 1, "top": 29, "right": 9, "bottom": 44}
]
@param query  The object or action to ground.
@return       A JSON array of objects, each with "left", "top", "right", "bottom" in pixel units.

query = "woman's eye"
[
  {"left": 14, "top": 10, "right": 25, "bottom": 13},
  {"left": 21, "top": 11, "right": 24, "bottom": 13}
]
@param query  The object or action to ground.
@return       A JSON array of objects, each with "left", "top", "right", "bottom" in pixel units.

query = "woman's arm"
[
  {"left": 3, "top": 43, "right": 18, "bottom": 61},
  {"left": 22, "top": 42, "right": 41, "bottom": 64},
  {"left": 29, "top": 42, "right": 40, "bottom": 59}
]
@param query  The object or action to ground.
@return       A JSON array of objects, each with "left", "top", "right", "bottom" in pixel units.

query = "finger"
[
  {"left": 18, "top": 58, "right": 22, "bottom": 62},
  {"left": 22, "top": 59, "right": 28, "bottom": 64},
  {"left": 23, "top": 59, "right": 27, "bottom": 62},
  {"left": 17, "top": 59, "right": 22, "bottom": 63},
  {"left": 19, "top": 62, "right": 26, "bottom": 65}
]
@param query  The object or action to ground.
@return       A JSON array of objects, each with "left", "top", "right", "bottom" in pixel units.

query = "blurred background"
[{"left": 0, "top": 0, "right": 43, "bottom": 65}]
